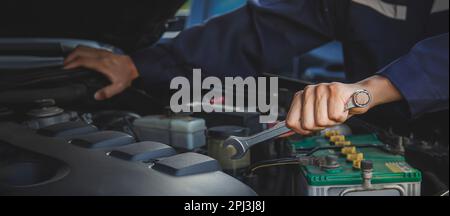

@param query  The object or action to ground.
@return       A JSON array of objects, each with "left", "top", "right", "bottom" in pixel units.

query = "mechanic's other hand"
[
  {"left": 286, "top": 76, "right": 403, "bottom": 135},
  {"left": 64, "top": 46, "right": 139, "bottom": 100}
]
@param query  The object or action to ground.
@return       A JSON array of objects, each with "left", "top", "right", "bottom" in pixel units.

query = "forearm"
[{"left": 356, "top": 75, "right": 403, "bottom": 110}]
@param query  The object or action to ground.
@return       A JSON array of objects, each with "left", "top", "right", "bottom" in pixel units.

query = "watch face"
[{"left": 353, "top": 90, "right": 371, "bottom": 107}]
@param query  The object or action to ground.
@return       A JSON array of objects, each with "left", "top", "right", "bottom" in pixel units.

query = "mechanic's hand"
[
  {"left": 64, "top": 46, "right": 139, "bottom": 100},
  {"left": 286, "top": 76, "right": 402, "bottom": 135}
]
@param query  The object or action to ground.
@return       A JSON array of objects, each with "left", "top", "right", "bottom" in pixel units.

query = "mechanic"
[{"left": 63, "top": 0, "right": 449, "bottom": 123}]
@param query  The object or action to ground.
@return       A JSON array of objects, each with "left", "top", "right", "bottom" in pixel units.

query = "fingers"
[
  {"left": 63, "top": 56, "right": 111, "bottom": 78},
  {"left": 287, "top": 83, "right": 353, "bottom": 136},
  {"left": 301, "top": 86, "right": 318, "bottom": 132},
  {"left": 328, "top": 83, "right": 349, "bottom": 122},
  {"left": 63, "top": 46, "right": 137, "bottom": 101},
  {"left": 315, "top": 85, "right": 336, "bottom": 128},
  {"left": 94, "top": 83, "right": 125, "bottom": 101},
  {"left": 286, "top": 91, "right": 311, "bottom": 135},
  {"left": 64, "top": 46, "right": 104, "bottom": 64},
  {"left": 278, "top": 131, "right": 296, "bottom": 138}
]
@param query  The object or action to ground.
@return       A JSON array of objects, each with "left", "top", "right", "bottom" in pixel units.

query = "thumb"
[{"left": 94, "top": 84, "right": 122, "bottom": 101}]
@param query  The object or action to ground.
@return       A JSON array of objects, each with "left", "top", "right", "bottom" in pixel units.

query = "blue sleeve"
[
  {"left": 131, "top": 0, "right": 343, "bottom": 89},
  {"left": 379, "top": 33, "right": 449, "bottom": 118}
]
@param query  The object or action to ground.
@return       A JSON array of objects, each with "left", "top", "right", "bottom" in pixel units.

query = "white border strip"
[
  {"left": 352, "top": 0, "right": 407, "bottom": 20},
  {"left": 432, "top": 0, "right": 449, "bottom": 13}
]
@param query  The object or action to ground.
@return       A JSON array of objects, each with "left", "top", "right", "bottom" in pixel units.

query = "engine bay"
[{"left": 0, "top": 58, "right": 447, "bottom": 196}]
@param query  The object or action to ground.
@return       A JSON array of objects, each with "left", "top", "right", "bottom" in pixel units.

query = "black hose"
[{"left": 0, "top": 84, "right": 87, "bottom": 104}]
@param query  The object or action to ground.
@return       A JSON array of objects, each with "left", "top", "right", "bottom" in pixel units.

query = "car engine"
[{"left": 0, "top": 39, "right": 448, "bottom": 197}]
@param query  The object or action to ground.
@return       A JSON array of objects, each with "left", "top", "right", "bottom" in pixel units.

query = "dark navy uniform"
[
  {"left": 131, "top": 0, "right": 449, "bottom": 117},
  {"left": 379, "top": 33, "right": 448, "bottom": 117}
]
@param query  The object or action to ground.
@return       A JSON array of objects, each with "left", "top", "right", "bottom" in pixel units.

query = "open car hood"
[{"left": 0, "top": 1, "right": 186, "bottom": 53}]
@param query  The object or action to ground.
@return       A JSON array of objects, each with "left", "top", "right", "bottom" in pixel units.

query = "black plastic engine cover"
[{"left": 0, "top": 122, "right": 256, "bottom": 196}]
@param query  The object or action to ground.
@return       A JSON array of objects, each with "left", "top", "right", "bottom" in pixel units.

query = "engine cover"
[{"left": 0, "top": 122, "right": 256, "bottom": 196}]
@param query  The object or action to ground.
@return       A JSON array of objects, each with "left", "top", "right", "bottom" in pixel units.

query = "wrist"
[{"left": 357, "top": 75, "right": 403, "bottom": 110}]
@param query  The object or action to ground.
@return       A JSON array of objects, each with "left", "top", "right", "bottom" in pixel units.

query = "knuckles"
[
  {"left": 329, "top": 112, "right": 347, "bottom": 123},
  {"left": 315, "top": 84, "right": 329, "bottom": 98},
  {"left": 286, "top": 118, "right": 299, "bottom": 130},
  {"left": 303, "top": 85, "right": 315, "bottom": 94},
  {"left": 328, "top": 82, "right": 345, "bottom": 94},
  {"left": 300, "top": 120, "right": 315, "bottom": 131},
  {"left": 315, "top": 117, "right": 330, "bottom": 127}
]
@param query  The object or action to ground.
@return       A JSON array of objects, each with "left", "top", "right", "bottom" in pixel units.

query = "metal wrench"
[
  {"left": 224, "top": 121, "right": 291, "bottom": 159},
  {"left": 224, "top": 89, "right": 372, "bottom": 159}
]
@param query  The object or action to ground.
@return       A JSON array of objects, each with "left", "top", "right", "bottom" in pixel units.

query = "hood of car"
[{"left": 0, "top": 1, "right": 186, "bottom": 53}]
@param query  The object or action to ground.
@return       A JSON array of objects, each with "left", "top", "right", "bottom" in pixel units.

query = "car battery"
[
  {"left": 133, "top": 115, "right": 206, "bottom": 150},
  {"left": 292, "top": 133, "right": 422, "bottom": 196}
]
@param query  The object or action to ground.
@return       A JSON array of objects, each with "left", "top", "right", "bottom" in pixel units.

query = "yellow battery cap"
[
  {"left": 329, "top": 135, "right": 346, "bottom": 143},
  {"left": 347, "top": 153, "right": 364, "bottom": 162},
  {"left": 325, "top": 130, "right": 340, "bottom": 138},
  {"left": 341, "top": 146, "right": 357, "bottom": 155},
  {"left": 335, "top": 141, "right": 352, "bottom": 147}
]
